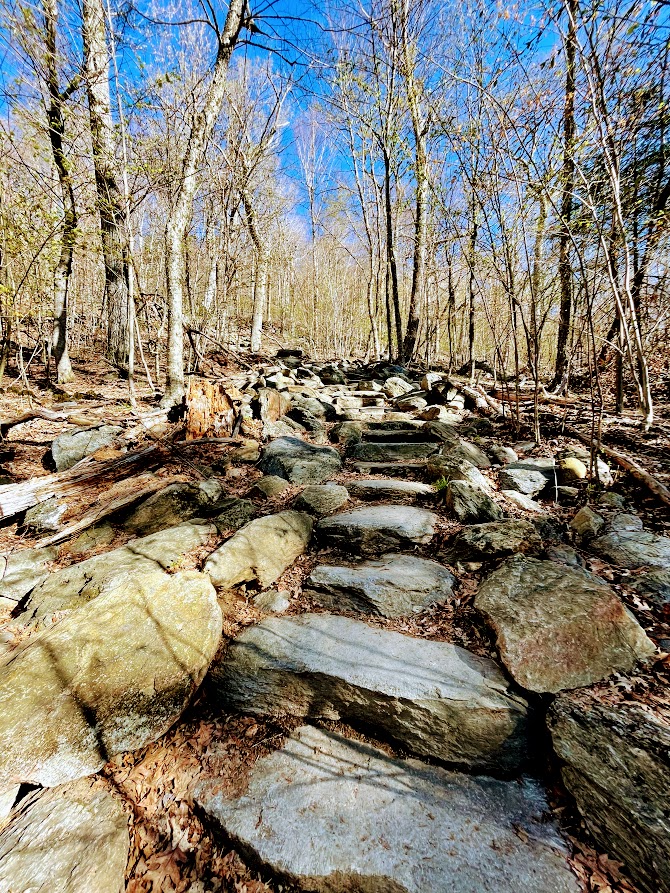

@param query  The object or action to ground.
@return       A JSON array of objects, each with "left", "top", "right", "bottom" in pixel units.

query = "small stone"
[
  {"left": 420, "top": 372, "right": 444, "bottom": 390},
  {"left": 446, "top": 481, "right": 503, "bottom": 524},
  {"left": 228, "top": 440, "right": 260, "bottom": 463},
  {"left": 557, "top": 486, "right": 580, "bottom": 503},
  {"left": 502, "top": 490, "right": 545, "bottom": 513},
  {"left": 631, "top": 569, "right": 670, "bottom": 612},
  {"left": 23, "top": 497, "right": 68, "bottom": 533},
  {"left": 51, "top": 425, "right": 123, "bottom": 471},
  {"left": 383, "top": 376, "right": 414, "bottom": 397},
  {"left": 204, "top": 511, "right": 312, "bottom": 589},
  {"left": 498, "top": 467, "right": 549, "bottom": 497},
  {"left": 570, "top": 506, "right": 605, "bottom": 539},
  {"left": 213, "top": 498, "right": 257, "bottom": 532},
  {"left": 451, "top": 521, "right": 541, "bottom": 561},
  {"left": 489, "top": 444, "right": 518, "bottom": 465},
  {"left": 559, "top": 457, "right": 588, "bottom": 483},
  {"left": 598, "top": 492, "right": 627, "bottom": 509},
  {"left": 124, "top": 480, "right": 224, "bottom": 535},
  {"left": 293, "top": 484, "right": 349, "bottom": 516},
  {"left": 247, "top": 475, "right": 290, "bottom": 499},
  {"left": 592, "top": 520, "right": 670, "bottom": 569},
  {"left": 253, "top": 589, "right": 290, "bottom": 613}
]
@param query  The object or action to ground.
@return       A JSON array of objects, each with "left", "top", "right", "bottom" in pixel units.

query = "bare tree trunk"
[
  {"left": 82, "top": 0, "right": 129, "bottom": 371},
  {"left": 552, "top": 0, "right": 577, "bottom": 391},
  {"left": 162, "top": 0, "right": 245, "bottom": 406},
  {"left": 243, "top": 191, "right": 268, "bottom": 353},
  {"left": 382, "top": 147, "right": 402, "bottom": 360},
  {"left": 43, "top": 0, "right": 75, "bottom": 383},
  {"left": 467, "top": 196, "right": 477, "bottom": 380}
]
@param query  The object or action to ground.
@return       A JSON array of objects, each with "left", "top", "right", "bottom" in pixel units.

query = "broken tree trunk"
[{"left": 185, "top": 377, "right": 236, "bottom": 440}]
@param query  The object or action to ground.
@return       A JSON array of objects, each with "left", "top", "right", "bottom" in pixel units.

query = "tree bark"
[
  {"left": 43, "top": 0, "right": 75, "bottom": 383},
  {"left": 382, "top": 146, "right": 402, "bottom": 360},
  {"left": 82, "top": 0, "right": 130, "bottom": 370},
  {"left": 162, "top": 0, "right": 245, "bottom": 406},
  {"left": 552, "top": 0, "right": 577, "bottom": 390},
  {"left": 243, "top": 190, "right": 268, "bottom": 353}
]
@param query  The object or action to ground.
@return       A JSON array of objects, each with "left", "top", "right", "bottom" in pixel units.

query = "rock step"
[
  {"left": 211, "top": 613, "right": 531, "bottom": 773},
  {"left": 359, "top": 427, "right": 442, "bottom": 443},
  {"left": 317, "top": 504, "right": 437, "bottom": 554},
  {"left": 195, "top": 725, "right": 580, "bottom": 893},
  {"left": 304, "top": 553, "right": 455, "bottom": 617},
  {"left": 349, "top": 442, "right": 442, "bottom": 462},
  {"left": 351, "top": 459, "right": 429, "bottom": 474},
  {"left": 347, "top": 479, "right": 434, "bottom": 502}
]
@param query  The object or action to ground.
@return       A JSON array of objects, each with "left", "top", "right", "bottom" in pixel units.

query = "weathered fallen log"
[
  {"left": 0, "top": 445, "right": 164, "bottom": 521},
  {"left": 34, "top": 473, "right": 187, "bottom": 548},
  {"left": 0, "top": 406, "right": 111, "bottom": 438}
]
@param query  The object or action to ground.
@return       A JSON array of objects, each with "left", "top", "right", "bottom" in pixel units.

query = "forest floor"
[{"left": 0, "top": 348, "right": 668, "bottom": 893}]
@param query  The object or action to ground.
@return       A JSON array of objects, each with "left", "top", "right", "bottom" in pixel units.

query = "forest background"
[{"left": 0, "top": 0, "right": 668, "bottom": 428}]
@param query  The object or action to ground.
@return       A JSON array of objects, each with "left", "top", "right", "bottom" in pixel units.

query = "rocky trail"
[{"left": 0, "top": 353, "right": 668, "bottom": 893}]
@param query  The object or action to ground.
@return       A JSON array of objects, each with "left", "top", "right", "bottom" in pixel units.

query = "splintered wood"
[{"left": 185, "top": 378, "right": 235, "bottom": 441}]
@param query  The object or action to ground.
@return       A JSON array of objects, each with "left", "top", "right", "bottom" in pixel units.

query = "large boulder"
[
  {"left": 195, "top": 725, "right": 579, "bottom": 893},
  {"left": 123, "top": 479, "right": 223, "bottom": 535},
  {"left": 259, "top": 437, "right": 342, "bottom": 484},
  {"left": 211, "top": 613, "right": 530, "bottom": 773},
  {"left": 204, "top": 511, "right": 312, "bottom": 589},
  {"left": 0, "top": 570, "right": 221, "bottom": 787},
  {"left": 0, "top": 778, "right": 129, "bottom": 893},
  {"left": 475, "top": 556, "right": 655, "bottom": 693},
  {"left": 19, "top": 521, "right": 215, "bottom": 628},
  {"left": 51, "top": 425, "right": 123, "bottom": 471},
  {"left": 349, "top": 441, "right": 440, "bottom": 462},
  {"left": 317, "top": 505, "right": 436, "bottom": 555},
  {"left": 304, "top": 553, "right": 456, "bottom": 617},
  {"left": 549, "top": 690, "right": 670, "bottom": 893}
]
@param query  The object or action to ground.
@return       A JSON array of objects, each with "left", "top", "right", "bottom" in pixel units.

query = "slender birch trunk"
[{"left": 162, "top": 0, "right": 245, "bottom": 405}]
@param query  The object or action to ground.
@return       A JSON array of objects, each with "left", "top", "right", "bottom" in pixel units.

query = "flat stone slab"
[
  {"left": 451, "top": 521, "right": 541, "bottom": 561},
  {"left": 19, "top": 521, "right": 215, "bottom": 628},
  {"left": 317, "top": 505, "right": 436, "bottom": 555},
  {"left": 0, "top": 778, "right": 129, "bottom": 893},
  {"left": 349, "top": 442, "right": 441, "bottom": 462},
  {"left": 347, "top": 479, "right": 434, "bottom": 501},
  {"left": 591, "top": 524, "right": 670, "bottom": 569},
  {"left": 475, "top": 556, "right": 655, "bottom": 693},
  {"left": 51, "top": 425, "right": 123, "bottom": 471},
  {"left": 549, "top": 691, "right": 670, "bottom": 893},
  {"left": 304, "top": 553, "right": 455, "bottom": 617},
  {"left": 204, "top": 511, "right": 312, "bottom": 589},
  {"left": 0, "top": 545, "right": 57, "bottom": 609},
  {"left": 259, "top": 437, "right": 342, "bottom": 484},
  {"left": 498, "top": 467, "right": 548, "bottom": 497},
  {"left": 195, "top": 725, "right": 579, "bottom": 893},
  {"left": 212, "top": 613, "right": 530, "bottom": 773},
  {"left": 0, "top": 570, "right": 221, "bottom": 787},
  {"left": 293, "top": 484, "right": 349, "bottom": 516}
]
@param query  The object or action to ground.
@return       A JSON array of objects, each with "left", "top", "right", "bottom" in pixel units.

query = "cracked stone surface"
[
  {"left": 317, "top": 505, "right": 436, "bottom": 555},
  {"left": 0, "top": 778, "right": 129, "bottom": 893},
  {"left": 195, "top": 725, "right": 579, "bottom": 893}
]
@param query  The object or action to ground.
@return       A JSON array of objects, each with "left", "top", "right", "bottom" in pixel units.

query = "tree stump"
[{"left": 185, "top": 378, "right": 236, "bottom": 440}]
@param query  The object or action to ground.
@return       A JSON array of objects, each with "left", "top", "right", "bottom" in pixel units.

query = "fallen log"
[
  {"left": 0, "top": 406, "right": 112, "bottom": 438},
  {"left": 447, "top": 378, "right": 670, "bottom": 508},
  {"left": 34, "top": 473, "right": 187, "bottom": 548},
  {"left": 0, "top": 445, "right": 164, "bottom": 521}
]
